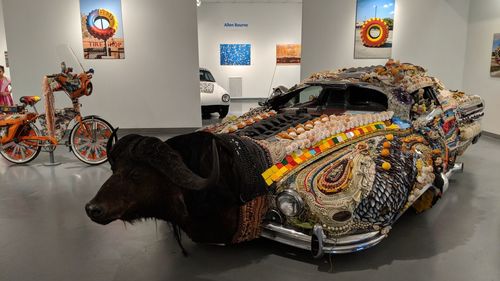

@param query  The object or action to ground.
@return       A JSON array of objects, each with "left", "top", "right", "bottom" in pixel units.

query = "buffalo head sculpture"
[{"left": 86, "top": 131, "right": 270, "bottom": 246}]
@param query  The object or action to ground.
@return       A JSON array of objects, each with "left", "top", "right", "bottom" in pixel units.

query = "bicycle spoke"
[
  {"left": 76, "top": 139, "right": 91, "bottom": 147},
  {"left": 20, "top": 146, "right": 26, "bottom": 160},
  {"left": 2, "top": 142, "right": 15, "bottom": 150},
  {"left": 92, "top": 121, "right": 98, "bottom": 139},
  {"left": 13, "top": 145, "right": 20, "bottom": 159}
]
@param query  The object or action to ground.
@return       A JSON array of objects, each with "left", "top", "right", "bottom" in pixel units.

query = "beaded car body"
[{"left": 203, "top": 60, "right": 484, "bottom": 256}]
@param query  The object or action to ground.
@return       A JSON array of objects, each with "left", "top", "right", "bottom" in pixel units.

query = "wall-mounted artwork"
[
  {"left": 490, "top": 34, "right": 500, "bottom": 77},
  {"left": 354, "top": 0, "right": 395, "bottom": 59},
  {"left": 80, "top": 0, "right": 125, "bottom": 59},
  {"left": 276, "top": 44, "right": 301, "bottom": 65},
  {"left": 220, "top": 44, "right": 251, "bottom": 65}
]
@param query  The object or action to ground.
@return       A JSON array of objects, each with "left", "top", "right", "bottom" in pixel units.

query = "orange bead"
[
  {"left": 386, "top": 134, "right": 394, "bottom": 141},
  {"left": 383, "top": 141, "right": 391, "bottom": 148},
  {"left": 382, "top": 162, "right": 391, "bottom": 170},
  {"left": 381, "top": 149, "right": 390, "bottom": 157}
]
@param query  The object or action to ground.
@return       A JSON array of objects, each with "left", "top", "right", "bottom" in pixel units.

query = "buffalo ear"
[{"left": 106, "top": 127, "right": 119, "bottom": 166}]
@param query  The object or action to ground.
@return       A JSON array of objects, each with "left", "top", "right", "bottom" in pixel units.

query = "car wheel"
[{"left": 218, "top": 105, "right": 229, "bottom": 119}]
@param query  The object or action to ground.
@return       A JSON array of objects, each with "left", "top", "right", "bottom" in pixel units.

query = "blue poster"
[{"left": 220, "top": 44, "right": 251, "bottom": 66}]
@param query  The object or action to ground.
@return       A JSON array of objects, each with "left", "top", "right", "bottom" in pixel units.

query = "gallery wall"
[
  {"left": 301, "top": 0, "right": 470, "bottom": 91},
  {"left": 197, "top": 3, "right": 302, "bottom": 102},
  {"left": 0, "top": 1, "right": 9, "bottom": 77},
  {"left": 2, "top": 0, "right": 201, "bottom": 129},
  {"left": 462, "top": 0, "right": 500, "bottom": 135}
]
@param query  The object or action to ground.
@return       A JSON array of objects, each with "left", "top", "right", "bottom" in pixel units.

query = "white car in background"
[{"left": 200, "top": 68, "right": 231, "bottom": 119}]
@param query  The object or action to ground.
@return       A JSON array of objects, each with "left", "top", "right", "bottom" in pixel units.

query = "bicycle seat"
[{"left": 20, "top": 96, "right": 41, "bottom": 106}]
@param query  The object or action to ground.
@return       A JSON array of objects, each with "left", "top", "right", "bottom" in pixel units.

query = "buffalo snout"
[{"left": 85, "top": 202, "right": 110, "bottom": 224}]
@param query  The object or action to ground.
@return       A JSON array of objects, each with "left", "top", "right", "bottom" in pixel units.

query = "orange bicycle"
[{"left": 0, "top": 62, "right": 114, "bottom": 165}]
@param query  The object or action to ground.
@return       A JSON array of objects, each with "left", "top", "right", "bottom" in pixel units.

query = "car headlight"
[
  {"left": 276, "top": 189, "right": 304, "bottom": 217},
  {"left": 222, "top": 94, "right": 230, "bottom": 103}
]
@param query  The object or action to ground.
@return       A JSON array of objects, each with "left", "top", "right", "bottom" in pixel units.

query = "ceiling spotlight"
[{"left": 197, "top": 0, "right": 201, "bottom": 7}]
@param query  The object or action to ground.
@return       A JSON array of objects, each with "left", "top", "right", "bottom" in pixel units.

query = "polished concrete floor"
[{"left": 0, "top": 134, "right": 499, "bottom": 281}]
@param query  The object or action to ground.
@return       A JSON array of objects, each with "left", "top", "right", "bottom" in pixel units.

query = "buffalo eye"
[{"left": 129, "top": 169, "right": 142, "bottom": 183}]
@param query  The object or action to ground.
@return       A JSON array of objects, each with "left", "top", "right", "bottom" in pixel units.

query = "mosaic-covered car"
[{"left": 203, "top": 60, "right": 484, "bottom": 256}]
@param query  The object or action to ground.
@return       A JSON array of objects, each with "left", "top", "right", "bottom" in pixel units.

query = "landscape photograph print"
[
  {"left": 354, "top": 0, "right": 395, "bottom": 59},
  {"left": 276, "top": 44, "right": 301, "bottom": 65},
  {"left": 490, "top": 33, "right": 500, "bottom": 77},
  {"left": 80, "top": 0, "right": 125, "bottom": 59}
]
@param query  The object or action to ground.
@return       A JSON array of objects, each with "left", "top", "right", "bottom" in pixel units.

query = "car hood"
[{"left": 203, "top": 109, "right": 436, "bottom": 238}]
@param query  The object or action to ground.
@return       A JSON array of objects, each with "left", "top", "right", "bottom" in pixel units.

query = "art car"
[{"left": 86, "top": 60, "right": 484, "bottom": 258}]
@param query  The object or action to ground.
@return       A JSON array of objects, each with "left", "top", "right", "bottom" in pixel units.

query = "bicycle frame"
[{"left": 1, "top": 111, "right": 57, "bottom": 148}]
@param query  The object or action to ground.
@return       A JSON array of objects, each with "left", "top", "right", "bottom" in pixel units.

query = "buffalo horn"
[
  {"left": 175, "top": 139, "right": 220, "bottom": 191},
  {"left": 106, "top": 127, "right": 119, "bottom": 165}
]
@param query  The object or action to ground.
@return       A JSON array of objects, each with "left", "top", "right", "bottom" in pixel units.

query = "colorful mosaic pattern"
[{"left": 262, "top": 121, "right": 398, "bottom": 185}]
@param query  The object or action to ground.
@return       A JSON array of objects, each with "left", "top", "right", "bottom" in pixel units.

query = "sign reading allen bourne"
[{"left": 224, "top": 22, "right": 249, "bottom": 28}]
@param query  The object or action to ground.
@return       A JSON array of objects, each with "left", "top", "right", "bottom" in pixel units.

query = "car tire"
[
  {"left": 218, "top": 105, "right": 229, "bottom": 119},
  {"left": 360, "top": 18, "right": 389, "bottom": 47}
]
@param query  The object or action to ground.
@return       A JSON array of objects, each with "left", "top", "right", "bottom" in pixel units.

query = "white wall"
[
  {"left": 463, "top": 0, "right": 500, "bottom": 135},
  {"left": 197, "top": 3, "right": 302, "bottom": 100},
  {"left": 301, "top": 0, "right": 470, "bottom": 91},
  {"left": 0, "top": 1, "right": 9, "bottom": 77},
  {"left": 2, "top": 0, "right": 201, "bottom": 129}
]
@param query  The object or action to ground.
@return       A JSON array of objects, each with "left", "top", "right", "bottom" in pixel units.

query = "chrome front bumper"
[{"left": 261, "top": 222, "right": 387, "bottom": 256}]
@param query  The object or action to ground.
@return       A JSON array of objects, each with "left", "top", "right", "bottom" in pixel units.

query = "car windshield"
[
  {"left": 200, "top": 69, "right": 215, "bottom": 82},
  {"left": 285, "top": 86, "right": 323, "bottom": 107},
  {"left": 275, "top": 84, "right": 388, "bottom": 113}
]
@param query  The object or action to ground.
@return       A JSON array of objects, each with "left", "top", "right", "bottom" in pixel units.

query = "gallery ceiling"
[{"left": 202, "top": 0, "right": 302, "bottom": 3}]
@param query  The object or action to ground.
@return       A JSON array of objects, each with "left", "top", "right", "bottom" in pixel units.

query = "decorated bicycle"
[{"left": 0, "top": 61, "right": 114, "bottom": 165}]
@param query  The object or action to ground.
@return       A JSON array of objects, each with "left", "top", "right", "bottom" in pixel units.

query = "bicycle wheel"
[
  {"left": 0, "top": 124, "right": 42, "bottom": 164},
  {"left": 69, "top": 116, "right": 113, "bottom": 165}
]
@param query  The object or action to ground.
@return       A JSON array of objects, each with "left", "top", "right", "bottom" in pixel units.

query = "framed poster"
[
  {"left": 220, "top": 44, "right": 251, "bottom": 66},
  {"left": 80, "top": 0, "right": 125, "bottom": 59},
  {"left": 491, "top": 33, "right": 500, "bottom": 77},
  {"left": 354, "top": 0, "right": 395, "bottom": 59},
  {"left": 276, "top": 44, "right": 301, "bottom": 65}
]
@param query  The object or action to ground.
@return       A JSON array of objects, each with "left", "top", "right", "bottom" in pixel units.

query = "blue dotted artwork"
[{"left": 220, "top": 44, "right": 251, "bottom": 66}]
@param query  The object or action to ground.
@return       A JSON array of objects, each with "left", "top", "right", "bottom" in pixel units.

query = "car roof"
[{"left": 275, "top": 61, "right": 445, "bottom": 121}]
